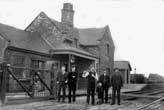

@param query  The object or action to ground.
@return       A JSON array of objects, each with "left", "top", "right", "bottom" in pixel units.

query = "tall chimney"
[{"left": 61, "top": 3, "right": 74, "bottom": 26}]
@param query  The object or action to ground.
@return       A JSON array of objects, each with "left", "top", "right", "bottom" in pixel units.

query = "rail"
[{"left": 135, "top": 96, "right": 164, "bottom": 110}]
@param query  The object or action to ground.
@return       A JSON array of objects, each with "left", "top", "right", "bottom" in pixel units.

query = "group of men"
[
  {"left": 57, "top": 65, "right": 77, "bottom": 103},
  {"left": 56, "top": 65, "right": 123, "bottom": 105}
]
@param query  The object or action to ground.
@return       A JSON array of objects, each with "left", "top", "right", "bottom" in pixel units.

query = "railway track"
[
  {"left": 124, "top": 88, "right": 164, "bottom": 96},
  {"left": 124, "top": 88, "right": 164, "bottom": 94},
  {"left": 135, "top": 97, "right": 164, "bottom": 110},
  {"left": 123, "top": 87, "right": 164, "bottom": 110}
]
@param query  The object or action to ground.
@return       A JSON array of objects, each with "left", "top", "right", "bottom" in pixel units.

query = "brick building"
[
  {"left": 114, "top": 61, "right": 132, "bottom": 84},
  {"left": 79, "top": 26, "right": 115, "bottom": 74},
  {"left": 0, "top": 3, "right": 115, "bottom": 91}
]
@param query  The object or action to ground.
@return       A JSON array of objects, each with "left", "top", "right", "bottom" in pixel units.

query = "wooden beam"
[
  {"left": 35, "top": 72, "right": 52, "bottom": 94},
  {"left": 68, "top": 54, "right": 71, "bottom": 72},
  {"left": 8, "top": 65, "right": 52, "bottom": 72},
  {"left": 52, "top": 51, "right": 98, "bottom": 61}
]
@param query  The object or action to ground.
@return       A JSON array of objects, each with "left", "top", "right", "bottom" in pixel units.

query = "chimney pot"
[{"left": 61, "top": 3, "right": 74, "bottom": 26}]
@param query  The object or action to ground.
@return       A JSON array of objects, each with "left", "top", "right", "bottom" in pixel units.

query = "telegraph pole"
[{"left": 134, "top": 68, "right": 136, "bottom": 84}]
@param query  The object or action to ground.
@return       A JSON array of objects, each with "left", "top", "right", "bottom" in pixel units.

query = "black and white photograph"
[{"left": 0, "top": 0, "right": 164, "bottom": 110}]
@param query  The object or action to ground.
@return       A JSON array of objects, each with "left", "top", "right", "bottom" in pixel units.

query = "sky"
[{"left": 0, "top": 0, "right": 164, "bottom": 77}]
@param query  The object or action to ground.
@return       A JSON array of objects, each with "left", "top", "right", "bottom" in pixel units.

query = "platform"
[
  {"left": 6, "top": 84, "right": 147, "bottom": 100},
  {"left": 0, "top": 96, "right": 154, "bottom": 110}
]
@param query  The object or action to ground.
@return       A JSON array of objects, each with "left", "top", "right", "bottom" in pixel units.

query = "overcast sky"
[{"left": 0, "top": 0, "right": 164, "bottom": 77}]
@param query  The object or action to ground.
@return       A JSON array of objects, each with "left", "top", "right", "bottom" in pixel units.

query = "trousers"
[
  {"left": 68, "top": 84, "right": 76, "bottom": 103},
  {"left": 112, "top": 87, "right": 121, "bottom": 104},
  {"left": 87, "top": 83, "right": 95, "bottom": 105},
  {"left": 102, "top": 88, "right": 109, "bottom": 103},
  {"left": 58, "top": 83, "right": 66, "bottom": 102}
]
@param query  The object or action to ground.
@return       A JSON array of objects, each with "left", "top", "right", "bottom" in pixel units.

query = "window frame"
[
  {"left": 12, "top": 55, "right": 25, "bottom": 66},
  {"left": 106, "top": 44, "right": 110, "bottom": 56}
]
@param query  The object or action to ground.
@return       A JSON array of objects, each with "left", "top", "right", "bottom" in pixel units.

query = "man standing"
[
  {"left": 82, "top": 66, "right": 98, "bottom": 105},
  {"left": 99, "top": 70, "right": 110, "bottom": 103},
  {"left": 67, "top": 65, "right": 78, "bottom": 103},
  {"left": 57, "top": 65, "right": 67, "bottom": 102},
  {"left": 111, "top": 68, "right": 123, "bottom": 105}
]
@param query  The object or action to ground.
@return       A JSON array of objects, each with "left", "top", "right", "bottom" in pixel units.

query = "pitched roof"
[
  {"left": 78, "top": 27, "right": 105, "bottom": 45},
  {"left": 0, "top": 23, "right": 29, "bottom": 46},
  {"left": 25, "top": 33, "right": 53, "bottom": 53},
  {"left": 0, "top": 22, "right": 97, "bottom": 60},
  {"left": 0, "top": 23, "right": 52, "bottom": 54},
  {"left": 114, "top": 61, "right": 132, "bottom": 71},
  {"left": 29, "top": 12, "right": 79, "bottom": 39}
]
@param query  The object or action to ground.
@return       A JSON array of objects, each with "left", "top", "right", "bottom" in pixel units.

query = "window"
[
  {"left": 12, "top": 55, "right": 25, "bottom": 66},
  {"left": 12, "top": 55, "right": 25, "bottom": 78},
  {"left": 31, "top": 60, "right": 44, "bottom": 69},
  {"left": 75, "top": 39, "right": 78, "bottom": 48},
  {"left": 106, "top": 44, "right": 110, "bottom": 56},
  {"left": 30, "top": 60, "right": 45, "bottom": 81},
  {"left": 64, "top": 39, "right": 72, "bottom": 46}
]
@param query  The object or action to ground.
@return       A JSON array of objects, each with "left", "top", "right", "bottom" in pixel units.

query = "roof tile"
[
  {"left": 78, "top": 27, "right": 105, "bottom": 45},
  {"left": 114, "top": 61, "right": 132, "bottom": 71},
  {"left": 0, "top": 23, "right": 51, "bottom": 54}
]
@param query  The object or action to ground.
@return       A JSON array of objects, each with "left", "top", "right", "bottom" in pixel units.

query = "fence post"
[
  {"left": 0, "top": 62, "right": 7, "bottom": 105},
  {"left": 50, "top": 70, "right": 57, "bottom": 99},
  {"left": 31, "top": 70, "right": 35, "bottom": 98},
  {"left": 50, "top": 71, "right": 55, "bottom": 99}
]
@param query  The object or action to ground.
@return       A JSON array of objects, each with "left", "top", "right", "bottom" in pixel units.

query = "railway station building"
[
  {"left": 0, "top": 3, "right": 115, "bottom": 91},
  {"left": 114, "top": 61, "right": 132, "bottom": 84}
]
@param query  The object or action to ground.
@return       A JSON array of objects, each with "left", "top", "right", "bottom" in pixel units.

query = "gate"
[{"left": 0, "top": 62, "right": 57, "bottom": 105}]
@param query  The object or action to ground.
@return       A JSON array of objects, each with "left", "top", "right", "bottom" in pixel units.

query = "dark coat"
[
  {"left": 99, "top": 74, "right": 110, "bottom": 89},
  {"left": 67, "top": 72, "right": 77, "bottom": 86},
  {"left": 96, "top": 85, "right": 103, "bottom": 99},
  {"left": 57, "top": 71, "right": 68, "bottom": 84},
  {"left": 87, "top": 71, "right": 96, "bottom": 89},
  {"left": 111, "top": 72, "right": 123, "bottom": 89}
]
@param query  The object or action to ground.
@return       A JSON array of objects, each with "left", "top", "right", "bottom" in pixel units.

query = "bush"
[{"left": 148, "top": 73, "right": 164, "bottom": 83}]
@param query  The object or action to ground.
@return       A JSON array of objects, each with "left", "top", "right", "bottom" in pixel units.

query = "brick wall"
[
  {"left": 26, "top": 12, "right": 62, "bottom": 47},
  {"left": 88, "top": 37, "right": 114, "bottom": 76}
]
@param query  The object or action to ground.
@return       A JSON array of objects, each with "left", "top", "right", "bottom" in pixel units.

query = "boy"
[{"left": 96, "top": 81, "right": 103, "bottom": 104}]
